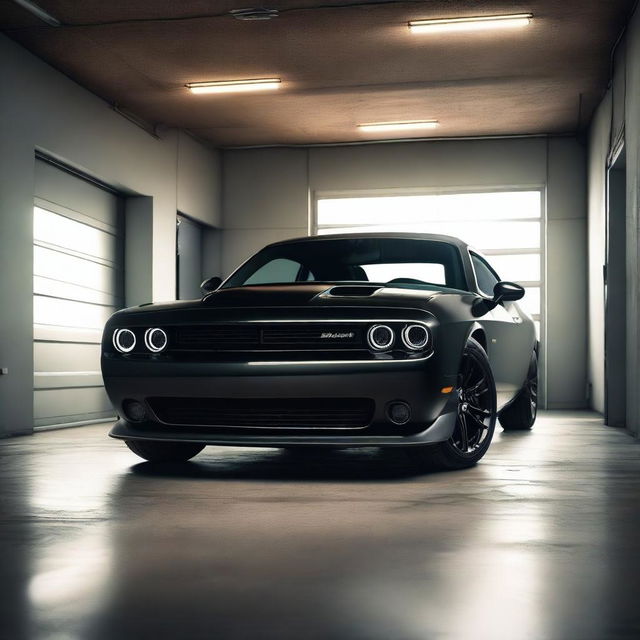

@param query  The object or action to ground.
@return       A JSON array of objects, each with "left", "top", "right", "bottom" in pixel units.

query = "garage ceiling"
[{"left": 1, "top": 0, "right": 636, "bottom": 147}]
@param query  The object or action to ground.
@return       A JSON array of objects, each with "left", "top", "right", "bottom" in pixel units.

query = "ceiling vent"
[{"left": 230, "top": 8, "right": 279, "bottom": 21}]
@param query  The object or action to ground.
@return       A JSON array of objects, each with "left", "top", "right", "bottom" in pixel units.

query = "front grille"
[
  {"left": 148, "top": 397, "right": 375, "bottom": 429},
  {"left": 172, "top": 323, "right": 364, "bottom": 351},
  {"left": 174, "top": 325, "right": 260, "bottom": 350}
]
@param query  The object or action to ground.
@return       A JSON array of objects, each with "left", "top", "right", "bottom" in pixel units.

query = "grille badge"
[{"left": 320, "top": 332, "right": 355, "bottom": 339}]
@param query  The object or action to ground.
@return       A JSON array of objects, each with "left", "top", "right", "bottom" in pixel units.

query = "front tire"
[
  {"left": 498, "top": 350, "right": 538, "bottom": 431},
  {"left": 409, "top": 337, "right": 497, "bottom": 471},
  {"left": 125, "top": 439, "right": 205, "bottom": 462}
]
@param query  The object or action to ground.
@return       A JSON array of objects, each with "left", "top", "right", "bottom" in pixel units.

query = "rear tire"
[
  {"left": 125, "top": 439, "right": 205, "bottom": 462},
  {"left": 409, "top": 337, "right": 497, "bottom": 471},
  {"left": 498, "top": 350, "right": 538, "bottom": 431}
]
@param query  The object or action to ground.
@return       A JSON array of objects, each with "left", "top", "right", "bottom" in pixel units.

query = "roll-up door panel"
[
  {"left": 34, "top": 296, "right": 114, "bottom": 330},
  {"left": 34, "top": 207, "right": 117, "bottom": 261},
  {"left": 34, "top": 160, "right": 119, "bottom": 226},
  {"left": 34, "top": 246, "right": 118, "bottom": 292},
  {"left": 33, "top": 276, "right": 118, "bottom": 307},
  {"left": 34, "top": 388, "right": 113, "bottom": 422},
  {"left": 35, "top": 342, "right": 102, "bottom": 373},
  {"left": 33, "top": 159, "right": 122, "bottom": 428}
]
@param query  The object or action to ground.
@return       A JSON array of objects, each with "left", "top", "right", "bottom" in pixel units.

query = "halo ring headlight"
[
  {"left": 144, "top": 328, "right": 168, "bottom": 353},
  {"left": 113, "top": 328, "right": 136, "bottom": 353},
  {"left": 402, "top": 324, "right": 430, "bottom": 351},
  {"left": 367, "top": 324, "right": 395, "bottom": 351}
]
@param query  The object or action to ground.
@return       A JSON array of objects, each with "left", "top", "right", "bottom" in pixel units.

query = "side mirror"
[
  {"left": 493, "top": 281, "right": 525, "bottom": 303},
  {"left": 201, "top": 276, "right": 222, "bottom": 294}
]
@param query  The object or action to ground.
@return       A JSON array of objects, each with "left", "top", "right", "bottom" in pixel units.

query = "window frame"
[{"left": 468, "top": 250, "right": 502, "bottom": 298}]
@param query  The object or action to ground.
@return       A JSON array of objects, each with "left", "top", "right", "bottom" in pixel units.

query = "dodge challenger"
[{"left": 101, "top": 233, "right": 538, "bottom": 470}]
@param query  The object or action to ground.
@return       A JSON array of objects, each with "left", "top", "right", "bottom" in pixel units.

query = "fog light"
[
  {"left": 122, "top": 399, "right": 148, "bottom": 422},
  {"left": 387, "top": 401, "right": 411, "bottom": 425}
]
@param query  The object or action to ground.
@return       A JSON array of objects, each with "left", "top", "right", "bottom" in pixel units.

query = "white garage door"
[{"left": 33, "top": 159, "right": 123, "bottom": 428}]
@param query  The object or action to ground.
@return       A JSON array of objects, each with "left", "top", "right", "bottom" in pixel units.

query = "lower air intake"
[{"left": 148, "top": 397, "right": 374, "bottom": 429}]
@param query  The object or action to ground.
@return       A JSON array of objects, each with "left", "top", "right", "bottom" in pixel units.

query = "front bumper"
[{"left": 104, "top": 358, "right": 458, "bottom": 448}]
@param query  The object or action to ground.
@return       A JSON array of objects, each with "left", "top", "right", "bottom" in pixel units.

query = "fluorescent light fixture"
[
  {"left": 358, "top": 120, "right": 440, "bottom": 133},
  {"left": 186, "top": 78, "right": 281, "bottom": 94},
  {"left": 11, "top": 0, "right": 60, "bottom": 26},
  {"left": 409, "top": 13, "right": 532, "bottom": 34}
]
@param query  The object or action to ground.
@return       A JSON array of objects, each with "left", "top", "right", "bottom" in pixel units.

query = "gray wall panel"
[{"left": 546, "top": 218, "right": 588, "bottom": 407}]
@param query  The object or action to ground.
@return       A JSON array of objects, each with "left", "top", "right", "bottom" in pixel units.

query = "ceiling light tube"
[
  {"left": 186, "top": 78, "right": 281, "bottom": 94},
  {"left": 409, "top": 13, "right": 532, "bottom": 34},
  {"left": 358, "top": 121, "right": 440, "bottom": 133}
]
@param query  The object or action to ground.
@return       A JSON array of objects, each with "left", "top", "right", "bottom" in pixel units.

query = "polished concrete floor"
[{"left": 1, "top": 411, "right": 640, "bottom": 640}]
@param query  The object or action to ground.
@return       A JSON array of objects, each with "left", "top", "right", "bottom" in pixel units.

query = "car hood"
[
  {"left": 105, "top": 284, "right": 483, "bottom": 331},
  {"left": 116, "top": 284, "right": 451, "bottom": 314}
]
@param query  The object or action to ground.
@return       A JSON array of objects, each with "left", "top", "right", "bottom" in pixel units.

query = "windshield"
[{"left": 222, "top": 237, "right": 467, "bottom": 291}]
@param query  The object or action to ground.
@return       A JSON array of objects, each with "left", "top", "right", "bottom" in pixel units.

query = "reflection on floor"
[{"left": 1, "top": 411, "right": 639, "bottom": 640}]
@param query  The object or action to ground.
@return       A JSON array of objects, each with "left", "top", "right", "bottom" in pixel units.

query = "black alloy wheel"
[
  {"left": 450, "top": 344, "right": 495, "bottom": 455},
  {"left": 409, "top": 337, "right": 497, "bottom": 471}
]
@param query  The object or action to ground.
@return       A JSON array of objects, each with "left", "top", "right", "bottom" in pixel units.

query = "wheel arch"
[{"left": 467, "top": 323, "right": 487, "bottom": 354}]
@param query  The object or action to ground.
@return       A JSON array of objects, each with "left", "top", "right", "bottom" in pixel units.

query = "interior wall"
[
  {"left": 587, "top": 4, "right": 640, "bottom": 436},
  {"left": 222, "top": 148, "right": 310, "bottom": 276},
  {"left": 0, "top": 35, "right": 221, "bottom": 437},
  {"left": 222, "top": 136, "right": 588, "bottom": 409},
  {"left": 625, "top": 7, "right": 640, "bottom": 436},
  {"left": 588, "top": 92, "right": 612, "bottom": 414}
]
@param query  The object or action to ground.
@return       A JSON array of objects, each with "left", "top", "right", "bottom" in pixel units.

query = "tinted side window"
[
  {"left": 244, "top": 258, "right": 302, "bottom": 285},
  {"left": 471, "top": 253, "right": 500, "bottom": 297}
]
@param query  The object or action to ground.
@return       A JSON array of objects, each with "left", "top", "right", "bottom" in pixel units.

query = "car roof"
[{"left": 267, "top": 232, "right": 471, "bottom": 251}]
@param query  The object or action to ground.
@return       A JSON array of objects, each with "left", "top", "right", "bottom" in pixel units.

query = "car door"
[{"left": 470, "top": 252, "right": 532, "bottom": 408}]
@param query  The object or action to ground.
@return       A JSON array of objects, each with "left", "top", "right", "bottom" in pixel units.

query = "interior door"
[{"left": 176, "top": 214, "right": 204, "bottom": 300}]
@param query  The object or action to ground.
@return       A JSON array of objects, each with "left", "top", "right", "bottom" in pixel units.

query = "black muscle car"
[{"left": 102, "top": 233, "right": 538, "bottom": 470}]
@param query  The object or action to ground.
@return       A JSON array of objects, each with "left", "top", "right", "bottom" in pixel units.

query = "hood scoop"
[{"left": 325, "top": 285, "right": 383, "bottom": 297}]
